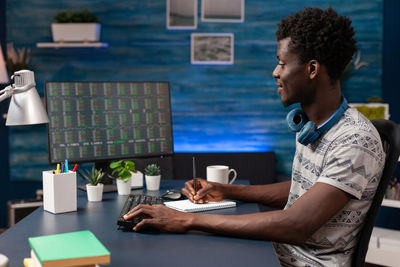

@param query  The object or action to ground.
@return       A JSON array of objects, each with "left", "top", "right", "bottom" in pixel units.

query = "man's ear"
[{"left": 307, "top": 60, "right": 320, "bottom": 80}]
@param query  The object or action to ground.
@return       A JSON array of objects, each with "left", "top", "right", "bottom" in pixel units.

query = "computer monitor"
[{"left": 45, "top": 81, "right": 174, "bottom": 165}]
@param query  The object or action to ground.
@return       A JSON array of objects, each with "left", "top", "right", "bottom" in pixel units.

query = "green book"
[{"left": 28, "top": 230, "right": 110, "bottom": 267}]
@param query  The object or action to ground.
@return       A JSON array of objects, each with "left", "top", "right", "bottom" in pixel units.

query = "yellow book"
[
  {"left": 23, "top": 258, "right": 35, "bottom": 267},
  {"left": 30, "top": 252, "right": 98, "bottom": 267}
]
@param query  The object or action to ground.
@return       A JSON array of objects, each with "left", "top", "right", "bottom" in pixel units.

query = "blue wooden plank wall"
[{"left": 6, "top": 0, "right": 382, "bottom": 181}]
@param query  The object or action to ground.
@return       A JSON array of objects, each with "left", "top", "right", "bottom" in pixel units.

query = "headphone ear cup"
[
  {"left": 297, "top": 121, "right": 317, "bottom": 145},
  {"left": 286, "top": 108, "right": 307, "bottom": 132}
]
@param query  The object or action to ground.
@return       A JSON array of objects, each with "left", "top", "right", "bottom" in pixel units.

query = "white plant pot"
[
  {"left": 145, "top": 175, "right": 161, "bottom": 191},
  {"left": 51, "top": 23, "right": 101, "bottom": 42},
  {"left": 130, "top": 171, "right": 143, "bottom": 188},
  {"left": 116, "top": 178, "right": 132, "bottom": 195},
  {"left": 86, "top": 183, "right": 103, "bottom": 202}
]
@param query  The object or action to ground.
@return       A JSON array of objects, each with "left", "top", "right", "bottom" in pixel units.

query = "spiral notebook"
[{"left": 165, "top": 199, "right": 236, "bottom": 212}]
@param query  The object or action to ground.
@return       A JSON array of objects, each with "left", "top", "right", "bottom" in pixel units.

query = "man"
[{"left": 124, "top": 7, "right": 385, "bottom": 266}]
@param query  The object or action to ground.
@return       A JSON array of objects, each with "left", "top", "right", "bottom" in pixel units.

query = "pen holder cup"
[{"left": 42, "top": 170, "right": 77, "bottom": 214}]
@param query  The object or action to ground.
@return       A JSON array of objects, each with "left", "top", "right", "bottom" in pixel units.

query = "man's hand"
[
  {"left": 123, "top": 204, "right": 192, "bottom": 232},
  {"left": 182, "top": 178, "right": 226, "bottom": 203}
]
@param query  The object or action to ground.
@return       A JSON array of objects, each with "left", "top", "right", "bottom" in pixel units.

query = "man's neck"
[{"left": 302, "top": 81, "right": 342, "bottom": 126}]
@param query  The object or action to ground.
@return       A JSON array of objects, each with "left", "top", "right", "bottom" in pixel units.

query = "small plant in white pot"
[
  {"left": 110, "top": 160, "right": 136, "bottom": 195},
  {"left": 52, "top": 10, "right": 101, "bottom": 42},
  {"left": 80, "top": 167, "right": 105, "bottom": 202},
  {"left": 144, "top": 164, "right": 161, "bottom": 191}
]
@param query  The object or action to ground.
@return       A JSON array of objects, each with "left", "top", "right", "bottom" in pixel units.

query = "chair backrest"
[{"left": 353, "top": 119, "right": 400, "bottom": 266}]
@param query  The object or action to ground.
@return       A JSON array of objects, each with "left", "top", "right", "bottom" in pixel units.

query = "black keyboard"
[{"left": 117, "top": 194, "right": 163, "bottom": 230}]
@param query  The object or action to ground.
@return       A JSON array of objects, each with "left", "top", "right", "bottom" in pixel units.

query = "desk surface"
[{"left": 0, "top": 180, "right": 280, "bottom": 267}]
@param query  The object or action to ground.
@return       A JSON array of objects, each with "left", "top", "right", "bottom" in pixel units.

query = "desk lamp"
[
  {"left": 0, "top": 69, "right": 49, "bottom": 125},
  {"left": 0, "top": 69, "right": 48, "bottom": 266}
]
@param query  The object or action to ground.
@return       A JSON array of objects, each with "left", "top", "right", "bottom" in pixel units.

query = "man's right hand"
[{"left": 182, "top": 178, "right": 226, "bottom": 203}]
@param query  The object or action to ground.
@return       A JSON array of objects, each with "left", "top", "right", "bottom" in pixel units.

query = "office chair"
[{"left": 353, "top": 119, "right": 400, "bottom": 266}]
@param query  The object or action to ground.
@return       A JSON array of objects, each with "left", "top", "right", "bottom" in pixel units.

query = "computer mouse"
[{"left": 162, "top": 190, "right": 183, "bottom": 200}]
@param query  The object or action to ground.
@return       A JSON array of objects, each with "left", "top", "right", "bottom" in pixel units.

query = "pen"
[
  {"left": 192, "top": 156, "right": 196, "bottom": 191},
  {"left": 56, "top": 163, "right": 60, "bottom": 174},
  {"left": 72, "top": 164, "right": 78, "bottom": 172},
  {"left": 61, "top": 163, "right": 64, "bottom": 174},
  {"left": 64, "top": 159, "right": 69, "bottom": 173}
]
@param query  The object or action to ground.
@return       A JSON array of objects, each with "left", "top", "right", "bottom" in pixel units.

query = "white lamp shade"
[
  {"left": 0, "top": 44, "right": 8, "bottom": 84},
  {"left": 6, "top": 84, "right": 49, "bottom": 126}
]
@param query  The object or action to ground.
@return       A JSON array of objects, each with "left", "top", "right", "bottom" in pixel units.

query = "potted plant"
[
  {"left": 110, "top": 160, "right": 136, "bottom": 195},
  {"left": 144, "top": 164, "right": 161, "bottom": 191},
  {"left": 51, "top": 9, "right": 101, "bottom": 42},
  {"left": 6, "top": 43, "right": 32, "bottom": 75},
  {"left": 130, "top": 168, "right": 144, "bottom": 189},
  {"left": 79, "top": 167, "right": 105, "bottom": 202}
]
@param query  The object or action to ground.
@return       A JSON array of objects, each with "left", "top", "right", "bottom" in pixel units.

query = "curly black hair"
[{"left": 276, "top": 7, "right": 357, "bottom": 81}]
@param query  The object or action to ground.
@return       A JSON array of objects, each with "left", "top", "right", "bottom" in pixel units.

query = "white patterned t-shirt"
[{"left": 273, "top": 108, "right": 385, "bottom": 267}]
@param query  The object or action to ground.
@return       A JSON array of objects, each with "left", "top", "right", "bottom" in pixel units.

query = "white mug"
[{"left": 206, "top": 165, "right": 237, "bottom": 184}]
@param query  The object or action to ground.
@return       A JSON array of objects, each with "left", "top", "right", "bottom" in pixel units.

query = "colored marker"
[
  {"left": 72, "top": 164, "right": 78, "bottom": 172},
  {"left": 56, "top": 163, "right": 60, "bottom": 174},
  {"left": 65, "top": 159, "right": 69, "bottom": 173},
  {"left": 61, "top": 163, "right": 64, "bottom": 174}
]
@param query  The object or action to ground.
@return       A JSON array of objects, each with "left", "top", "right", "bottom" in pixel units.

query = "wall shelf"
[
  {"left": 381, "top": 198, "right": 400, "bottom": 208},
  {"left": 36, "top": 42, "right": 108, "bottom": 48},
  {"left": 366, "top": 199, "right": 400, "bottom": 264},
  {"left": 366, "top": 246, "right": 400, "bottom": 266}
]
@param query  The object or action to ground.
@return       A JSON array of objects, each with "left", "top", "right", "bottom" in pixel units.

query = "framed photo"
[
  {"left": 349, "top": 103, "right": 390, "bottom": 120},
  {"left": 191, "top": 33, "right": 234, "bottom": 65},
  {"left": 201, "top": 0, "right": 244, "bottom": 23},
  {"left": 167, "top": 0, "right": 198, "bottom": 30}
]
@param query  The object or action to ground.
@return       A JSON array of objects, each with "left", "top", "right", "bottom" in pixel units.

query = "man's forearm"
[
  {"left": 184, "top": 182, "right": 352, "bottom": 245},
  {"left": 222, "top": 181, "right": 291, "bottom": 209},
  {"left": 187, "top": 209, "right": 304, "bottom": 245}
]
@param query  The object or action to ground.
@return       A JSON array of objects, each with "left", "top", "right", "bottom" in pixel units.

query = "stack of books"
[{"left": 24, "top": 230, "right": 110, "bottom": 267}]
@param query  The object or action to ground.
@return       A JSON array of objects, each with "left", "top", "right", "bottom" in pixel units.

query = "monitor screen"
[{"left": 45, "top": 81, "right": 174, "bottom": 164}]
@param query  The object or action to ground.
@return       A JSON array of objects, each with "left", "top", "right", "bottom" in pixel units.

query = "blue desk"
[{"left": 0, "top": 180, "right": 280, "bottom": 267}]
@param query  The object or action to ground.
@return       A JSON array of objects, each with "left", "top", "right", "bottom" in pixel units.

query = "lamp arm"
[
  {"left": 0, "top": 85, "right": 13, "bottom": 103},
  {"left": 0, "top": 83, "right": 36, "bottom": 103},
  {"left": 11, "top": 83, "right": 35, "bottom": 94}
]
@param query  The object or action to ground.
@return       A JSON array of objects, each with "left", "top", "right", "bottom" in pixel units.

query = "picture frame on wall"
[
  {"left": 191, "top": 33, "right": 234, "bottom": 65},
  {"left": 349, "top": 103, "right": 390, "bottom": 120},
  {"left": 167, "top": 0, "right": 198, "bottom": 30},
  {"left": 201, "top": 0, "right": 244, "bottom": 23}
]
